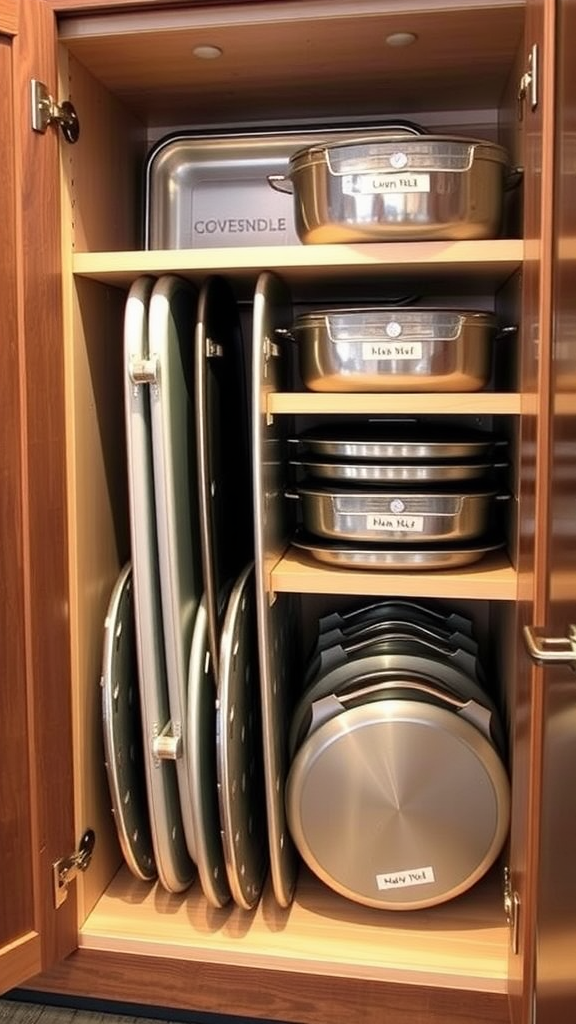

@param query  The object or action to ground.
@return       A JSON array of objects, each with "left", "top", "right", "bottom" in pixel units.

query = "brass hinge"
[
  {"left": 503, "top": 865, "right": 520, "bottom": 954},
  {"left": 518, "top": 44, "right": 538, "bottom": 120},
  {"left": 31, "top": 80, "right": 80, "bottom": 144},
  {"left": 53, "top": 829, "right": 95, "bottom": 909}
]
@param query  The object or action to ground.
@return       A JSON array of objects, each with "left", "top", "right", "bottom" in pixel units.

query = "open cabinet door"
[
  {"left": 530, "top": 0, "right": 576, "bottom": 1020},
  {"left": 0, "top": 0, "right": 78, "bottom": 993}
]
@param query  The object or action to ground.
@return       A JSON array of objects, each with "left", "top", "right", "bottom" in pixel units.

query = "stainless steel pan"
[
  {"left": 282, "top": 307, "right": 502, "bottom": 393},
  {"left": 269, "top": 134, "right": 512, "bottom": 243},
  {"left": 294, "top": 424, "right": 501, "bottom": 462},
  {"left": 290, "top": 457, "right": 499, "bottom": 485},
  {"left": 293, "top": 483, "right": 500, "bottom": 543},
  {"left": 318, "top": 599, "right": 474, "bottom": 638},
  {"left": 285, "top": 691, "right": 510, "bottom": 909},
  {"left": 292, "top": 532, "right": 503, "bottom": 570}
]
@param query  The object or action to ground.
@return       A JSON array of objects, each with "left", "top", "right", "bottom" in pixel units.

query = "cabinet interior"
[{"left": 55, "top": 0, "right": 528, "bottom": 1002}]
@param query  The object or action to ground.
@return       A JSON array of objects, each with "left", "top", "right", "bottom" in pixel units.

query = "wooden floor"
[
  {"left": 0, "top": 999, "right": 258, "bottom": 1024},
  {"left": 0, "top": 1002, "right": 169, "bottom": 1024}
]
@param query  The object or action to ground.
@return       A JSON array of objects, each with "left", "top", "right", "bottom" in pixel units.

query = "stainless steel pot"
[
  {"left": 283, "top": 307, "right": 498, "bottom": 393},
  {"left": 293, "top": 483, "right": 499, "bottom": 543},
  {"left": 269, "top": 134, "right": 511, "bottom": 243}
]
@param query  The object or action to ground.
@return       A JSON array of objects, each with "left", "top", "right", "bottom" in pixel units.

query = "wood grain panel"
[
  {"left": 506, "top": 2, "right": 556, "bottom": 1023},
  {"left": 55, "top": 4, "right": 524, "bottom": 127},
  {"left": 0, "top": 0, "right": 17, "bottom": 34},
  {"left": 28, "top": 947, "right": 510, "bottom": 1024},
  {"left": 0, "top": 29, "right": 35, "bottom": 955},
  {"left": 11, "top": 0, "right": 77, "bottom": 972}
]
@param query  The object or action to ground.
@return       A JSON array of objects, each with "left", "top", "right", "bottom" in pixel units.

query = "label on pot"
[
  {"left": 376, "top": 865, "right": 435, "bottom": 891},
  {"left": 341, "top": 172, "right": 431, "bottom": 195},
  {"left": 366, "top": 514, "right": 424, "bottom": 532},
  {"left": 361, "top": 341, "right": 423, "bottom": 361}
]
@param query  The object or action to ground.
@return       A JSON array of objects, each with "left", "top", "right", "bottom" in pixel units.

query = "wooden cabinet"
[{"left": 4, "top": 1, "right": 575, "bottom": 1023}]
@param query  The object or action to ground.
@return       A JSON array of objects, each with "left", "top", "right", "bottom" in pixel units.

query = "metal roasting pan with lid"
[
  {"left": 292, "top": 483, "right": 501, "bottom": 544},
  {"left": 281, "top": 307, "right": 508, "bottom": 393},
  {"left": 268, "top": 134, "right": 514, "bottom": 243}
]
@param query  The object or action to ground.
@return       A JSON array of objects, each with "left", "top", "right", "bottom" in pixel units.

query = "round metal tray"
[
  {"left": 291, "top": 458, "right": 496, "bottom": 484},
  {"left": 295, "top": 424, "right": 499, "bottom": 462},
  {"left": 292, "top": 531, "right": 503, "bottom": 570}
]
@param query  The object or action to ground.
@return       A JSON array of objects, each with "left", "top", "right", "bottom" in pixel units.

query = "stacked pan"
[
  {"left": 285, "top": 599, "right": 510, "bottom": 910},
  {"left": 290, "top": 423, "right": 506, "bottom": 570}
]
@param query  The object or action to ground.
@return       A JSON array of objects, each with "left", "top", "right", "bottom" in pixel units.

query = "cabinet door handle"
[{"left": 523, "top": 624, "right": 576, "bottom": 669}]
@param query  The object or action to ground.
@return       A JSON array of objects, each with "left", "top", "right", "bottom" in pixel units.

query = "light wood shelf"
[
  {"left": 270, "top": 547, "right": 517, "bottom": 600},
  {"left": 79, "top": 865, "right": 508, "bottom": 993},
  {"left": 269, "top": 392, "right": 521, "bottom": 415},
  {"left": 71, "top": 240, "right": 523, "bottom": 291}
]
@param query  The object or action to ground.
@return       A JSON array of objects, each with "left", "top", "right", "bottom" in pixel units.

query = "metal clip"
[
  {"left": 31, "top": 79, "right": 80, "bottom": 144},
  {"left": 152, "top": 720, "right": 182, "bottom": 764},
  {"left": 129, "top": 356, "right": 159, "bottom": 385}
]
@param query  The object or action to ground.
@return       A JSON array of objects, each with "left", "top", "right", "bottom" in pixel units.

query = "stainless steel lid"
[
  {"left": 290, "top": 135, "right": 509, "bottom": 173},
  {"left": 286, "top": 698, "right": 510, "bottom": 909},
  {"left": 291, "top": 308, "right": 496, "bottom": 343}
]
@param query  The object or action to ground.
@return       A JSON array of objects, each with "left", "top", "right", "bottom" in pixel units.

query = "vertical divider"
[{"left": 252, "top": 271, "right": 302, "bottom": 907}]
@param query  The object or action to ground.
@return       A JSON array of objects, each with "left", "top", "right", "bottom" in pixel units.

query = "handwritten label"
[
  {"left": 367, "top": 514, "right": 424, "bottom": 533},
  {"left": 377, "top": 865, "right": 435, "bottom": 891},
  {"left": 342, "top": 172, "right": 431, "bottom": 195},
  {"left": 361, "top": 341, "right": 423, "bottom": 361}
]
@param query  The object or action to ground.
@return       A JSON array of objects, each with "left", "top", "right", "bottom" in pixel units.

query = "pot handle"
[
  {"left": 267, "top": 173, "right": 294, "bottom": 194},
  {"left": 505, "top": 166, "right": 524, "bottom": 191},
  {"left": 306, "top": 681, "right": 495, "bottom": 746}
]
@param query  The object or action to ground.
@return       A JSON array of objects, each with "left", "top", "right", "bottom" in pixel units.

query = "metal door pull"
[{"left": 523, "top": 624, "right": 576, "bottom": 668}]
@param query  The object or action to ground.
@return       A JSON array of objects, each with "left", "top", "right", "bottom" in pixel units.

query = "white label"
[
  {"left": 361, "top": 341, "right": 423, "bottom": 361},
  {"left": 342, "top": 172, "right": 431, "bottom": 195},
  {"left": 367, "top": 514, "right": 424, "bottom": 532},
  {"left": 377, "top": 865, "right": 436, "bottom": 891}
]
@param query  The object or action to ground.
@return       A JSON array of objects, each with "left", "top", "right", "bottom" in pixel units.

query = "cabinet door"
[
  {"left": 0, "top": 0, "right": 77, "bottom": 993},
  {"left": 533, "top": 0, "right": 576, "bottom": 1019}
]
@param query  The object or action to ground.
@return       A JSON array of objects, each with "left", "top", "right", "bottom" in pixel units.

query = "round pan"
[
  {"left": 285, "top": 697, "right": 510, "bottom": 910},
  {"left": 292, "top": 531, "right": 503, "bottom": 570},
  {"left": 291, "top": 458, "right": 497, "bottom": 484},
  {"left": 295, "top": 424, "right": 499, "bottom": 461}
]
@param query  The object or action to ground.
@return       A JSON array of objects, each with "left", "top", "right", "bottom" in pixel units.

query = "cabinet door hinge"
[
  {"left": 53, "top": 828, "right": 95, "bottom": 909},
  {"left": 503, "top": 865, "right": 520, "bottom": 954},
  {"left": 517, "top": 44, "right": 538, "bottom": 120},
  {"left": 31, "top": 79, "right": 80, "bottom": 144}
]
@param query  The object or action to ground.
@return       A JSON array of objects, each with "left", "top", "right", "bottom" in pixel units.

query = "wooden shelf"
[
  {"left": 78, "top": 864, "right": 508, "bottom": 993},
  {"left": 269, "top": 392, "right": 521, "bottom": 415},
  {"left": 270, "top": 546, "right": 518, "bottom": 600},
  {"left": 71, "top": 240, "right": 523, "bottom": 292}
]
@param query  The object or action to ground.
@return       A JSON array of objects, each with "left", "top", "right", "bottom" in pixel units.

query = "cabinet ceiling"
[{"left": 58, "top": 2, "right": 525, "bottom": 128}]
